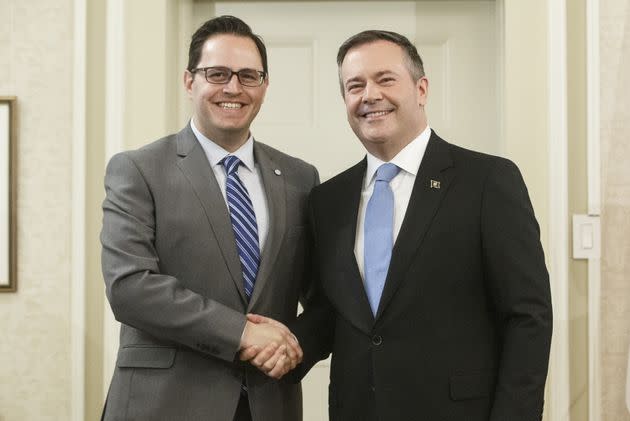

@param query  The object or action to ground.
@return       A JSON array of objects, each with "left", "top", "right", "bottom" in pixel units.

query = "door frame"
[
  {"left": 585, "top": 0, "right": 602, "bottom": 419},
  {"left": 71, "top": 0, "right": 86, "bottom": 420}
]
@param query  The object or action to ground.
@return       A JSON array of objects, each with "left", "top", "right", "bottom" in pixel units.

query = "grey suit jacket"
[{"left": 100, "top": 124, "right": 319, "bottom": 421}]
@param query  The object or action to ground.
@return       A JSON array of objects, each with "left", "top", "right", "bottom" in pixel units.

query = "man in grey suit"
[{"left": 100, "top": 15, "right": 317, "bottom": 421}]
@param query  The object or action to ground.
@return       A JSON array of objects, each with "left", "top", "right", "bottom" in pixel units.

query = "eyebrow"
[{"left": 344, "top": 70, "right": 397, "bottom": 87}]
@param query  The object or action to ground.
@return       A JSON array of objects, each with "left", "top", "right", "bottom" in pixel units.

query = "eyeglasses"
[{"left": 190, "top": 66, "right": 267, "bottom": 87}]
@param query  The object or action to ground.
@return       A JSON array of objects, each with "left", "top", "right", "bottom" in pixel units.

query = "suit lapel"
[
  {"left": 329, "top": 159, "right": 376, "bottom": 334},
  {"left": 375, "top": 132, "right": 455, "bottom": 320},
  {"left": 174, "top": 125, "right": 248, "bottom": 304},
  {"left": 247, "top": 143, "right": 286, "bottom": 309}
]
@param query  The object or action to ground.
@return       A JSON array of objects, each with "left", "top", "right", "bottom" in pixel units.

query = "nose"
[
  {"left": 223, "top": 73, "right": 242, "bottom": 94},
  {"left": 362, "top": 81, "right": 382, "bottom": 103}
]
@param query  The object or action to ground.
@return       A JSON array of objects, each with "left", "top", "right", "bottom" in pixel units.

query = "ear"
[
  {"left": 260, "top": 75, "right": 270, "bottom": 103},
  {"left": 263, "top": 73, "right": 270, "bottom": 90},
  {"left": 184, "top": 70, "right": 194, "bottom": 96},
  {"left": 416, "top": 76, "right": 429, "bottom": 107}
]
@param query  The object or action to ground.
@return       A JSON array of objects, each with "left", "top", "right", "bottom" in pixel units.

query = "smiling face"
[
  {"left": 340, "top": 40, "right": 428, "bottom": 161},
  {"left": 184, "top": 34, "right": 268, "bottom": 151}
]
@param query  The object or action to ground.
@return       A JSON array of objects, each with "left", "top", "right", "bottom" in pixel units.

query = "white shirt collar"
[
  {"left": 190, "top": 118, "right": 256, "bottom": 171},
  {"left": 364, "top": 125, "right": 432, "bottom": 188}
]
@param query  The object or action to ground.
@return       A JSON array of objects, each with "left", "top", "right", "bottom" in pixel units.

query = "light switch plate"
[{"left": 572, "top": 214, "right": 601, "bottom": 259}]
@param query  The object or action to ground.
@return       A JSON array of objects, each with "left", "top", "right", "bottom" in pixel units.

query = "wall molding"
[
  {"left": 547, "top": 0, "right": 571, "bottom": 419},
  {"left": 586, "top": 0, "right": 602, "bottom": 420},
  {"left": 495, "top": 0, "right": 505, "bottom": 157},
  {"left": 71, "top": 0, "right": 87, "bottom": 419},
  {"left": 103, "top": 0, "right": 125, "bottom": 396},
  {"left": 586, "top": 0, "right": 601, "bottom": 217}
]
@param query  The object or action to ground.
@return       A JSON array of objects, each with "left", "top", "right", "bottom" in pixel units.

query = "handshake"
[{"left": 239, "top": 314, "right": 303, "bottom": 379}]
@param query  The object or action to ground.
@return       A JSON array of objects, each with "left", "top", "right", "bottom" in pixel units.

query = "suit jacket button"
[{"left": 372, "top": 335, "right": 382, "bottom": 346}]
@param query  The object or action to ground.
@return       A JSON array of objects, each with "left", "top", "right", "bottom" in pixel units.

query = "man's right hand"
[{"left": 239, "top": 314, "right": 303, "bottom": 378}]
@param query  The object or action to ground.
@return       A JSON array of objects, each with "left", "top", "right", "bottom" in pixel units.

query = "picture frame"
[{"left": 0, "top": 97, "right": 17, "bottom": 292}]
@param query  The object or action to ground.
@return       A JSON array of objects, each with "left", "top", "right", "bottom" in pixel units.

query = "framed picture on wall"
[{"left": 0, "top": 97, "right": 17, "bottom": 292}]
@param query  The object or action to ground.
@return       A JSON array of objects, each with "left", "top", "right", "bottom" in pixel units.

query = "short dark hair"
[
  {"left": 336, "top": 30, "right": 425, "bottom": 93},
  {"left": 187, "top": 15, "right": 268, "bottom": 74}
]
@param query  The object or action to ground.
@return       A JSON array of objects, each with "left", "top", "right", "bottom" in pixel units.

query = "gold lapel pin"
[{"left": 430, "top": 179, "right": 441, "bottom": 189}]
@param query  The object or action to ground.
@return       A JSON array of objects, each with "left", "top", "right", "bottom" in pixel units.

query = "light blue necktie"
[
  {"left": 221, "top": 155, "right": 260, "bottom": 300},
  {"left": 364, "top": 163, "right": 400, "bottom": 315}
]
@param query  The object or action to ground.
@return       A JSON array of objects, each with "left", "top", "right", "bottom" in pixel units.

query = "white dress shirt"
[
  {"left": 354, "top": 125, "right": 432, "bottom": 281},
  {"left": 191, "top": 119, "right": 269, "bottom": 252}
]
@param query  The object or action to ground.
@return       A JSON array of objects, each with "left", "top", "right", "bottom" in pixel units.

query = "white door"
[
  {"left": 215, "top": 1, "right": 500, "bottom": 180},
  {"left": 212, "top": 2, "right": 500, "bottom": 420}
]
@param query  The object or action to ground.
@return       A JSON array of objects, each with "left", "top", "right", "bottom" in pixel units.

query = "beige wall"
[
  {"left": 124, "top": 0, "right": 181, "bottom": 149},
  {"left": 0, "top": 0, "right": 73, "bottom": 420},
  {"left": 601, "top": 0, "right": 630, "bottom": 419},
  {"left": 503, "top": 0, "right": 549, "bottom": 251},
  {"left": 85, "top": 0, "right": 106, "bottom": 419}
]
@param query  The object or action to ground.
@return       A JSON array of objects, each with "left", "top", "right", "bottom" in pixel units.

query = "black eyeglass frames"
[{"left": 190, "top": 66, "right": 266, "bottom": 87}]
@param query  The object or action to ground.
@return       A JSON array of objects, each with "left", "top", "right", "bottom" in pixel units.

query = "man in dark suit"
[
  {"left": 100, "top": 16, "right": 316, "bottom": 421},
  {"left": 245, "top": 30, "right": 553, "bottom": 421}
]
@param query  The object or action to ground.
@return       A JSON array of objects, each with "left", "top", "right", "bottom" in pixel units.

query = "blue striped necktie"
[
  {"left": 221, "top": 155, "right": 260, "bottom": 300},
  {"left": 364, "top": 163, "right": 400, "bottom": 315}
]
